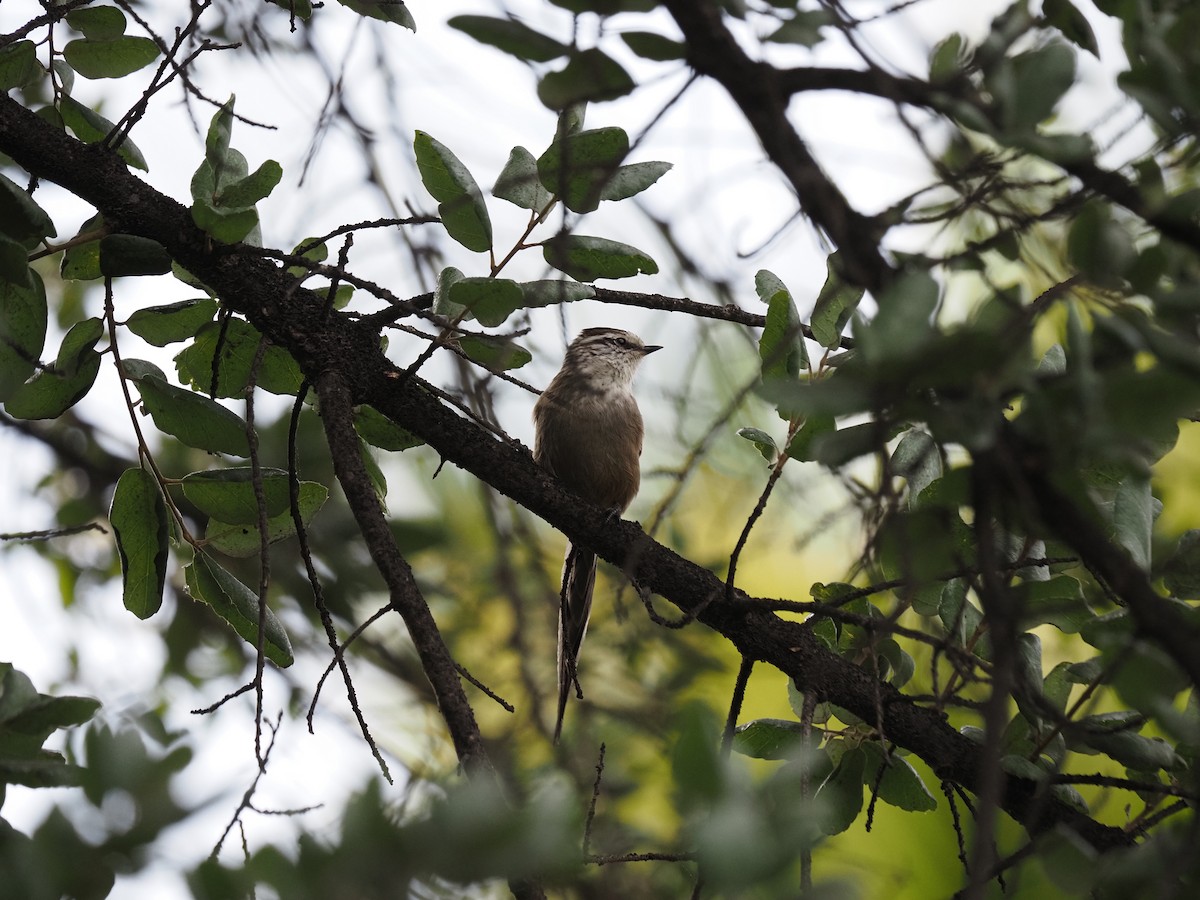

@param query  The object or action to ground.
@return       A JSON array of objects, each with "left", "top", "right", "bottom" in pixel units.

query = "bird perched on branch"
[{"left": 533, "top": 327, "right": 660, "bottom": 742}]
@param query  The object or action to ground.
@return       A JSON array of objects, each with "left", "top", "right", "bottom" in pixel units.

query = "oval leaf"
[
  {"left": 110, "top": 467, "right": 168, "bottom": 619},
  {"left": 133, "top": 374, "right": 251, "bottom": 456},
  {"left": 126, "top": 298, "right": 219, "bottom": 347},
  {"left": 538, "top": 48, "right": 634, "bottom": 109},
  {"left": 202, "top": 481, "right": 329, "bottom": 558},
  {"left": 182, "top": 467, "right": 294, "bottom": 524},
  {"left": 446, "top": 277, "right": 524, "bottom": 327},
  {"left": 448, "top": 15, "right": 568, "bottom": 62},
  {"left": 413, "top": 131, "right": 492, "bottom": 253},
  {"left": 63, "top": 36, "right": 159, "bottom": 79},
  {"left": 493, "top": 146, "right": 554, "bottom": 212},
  {"left": 543, "top": 234, "right": 657, "bottom": 281}
]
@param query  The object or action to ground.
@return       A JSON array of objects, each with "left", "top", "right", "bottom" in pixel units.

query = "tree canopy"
[{"left": 2, "top": 0, "right": 1200, "bottom": 898}]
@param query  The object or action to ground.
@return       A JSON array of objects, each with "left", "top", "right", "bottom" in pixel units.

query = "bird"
[{"left": 533, "top": 326, "right": 661, "bottom": 742}]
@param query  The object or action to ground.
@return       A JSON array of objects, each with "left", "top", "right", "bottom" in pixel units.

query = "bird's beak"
[{"left": 642, "top": 344, "right": 662, "bottom": 355}]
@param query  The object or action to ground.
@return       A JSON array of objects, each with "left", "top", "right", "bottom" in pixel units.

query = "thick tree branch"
[
  {"left": 662, "top": 1, "right": 895, "bottom": 294},
  {"left": 0, "top": 93, "right": 1132, "bottom": 853}
]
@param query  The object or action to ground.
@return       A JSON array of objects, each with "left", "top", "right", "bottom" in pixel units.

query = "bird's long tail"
[{"left": 554, "top": 542, "right": 597, "bottom": 742}]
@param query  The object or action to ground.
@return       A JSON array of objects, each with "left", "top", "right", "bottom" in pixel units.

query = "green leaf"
[
  {"left": 810, "top": 252, "right": 864, "bottom": 349},
  {"left": 190, "top": 147, "right": 261, "bottom": 245},
  {"left": 0, "top": 269, "right": 47, "bottom": 402},
  {"left": 755, "top": 269, "right": 808, "bottom": 386},
  {"left": 202, "top": 481, "right": 328, "bottom": 558},
  {"left": 855, "top": 269, "right": 938, "bottom": 366},
  {"left": 1164, "top": 530, "right": 1200, "bottom": 599},
  {"left": 413, "top": 131, "right": 492, "bottom": 252},
  {"left": 0, "top": 173, "right": 56, "bottom": 249},
  {"left": 538, "top": 48, "right": 635, "bottom": 109},
  {"left": 58, "top": 96, "right": 148, "bottom": 170},
  {"left": 0, "top": 235, "right": 28, "bottom": 286},
  {"left": 786, "top": 412, "right": 836, "bottom": 462},
  {"left": 446, "top": 278, "right": 524, "bottom": 327},
  {"left": 1002, "top": 41, "right": 1076, "bottom": 131},
  {"left": 0, "top": 40, "right": 42, "bottom": 92},
  {"left": 5, "top": 317, "right": 103, "bottom": 420},
  {"left": 215, "top": 161, "right": 283, "bottom": 208},
  {"left": 354, "top": 405, "right": 424, "bottom": 451},
  {"left": 63, "top": 36, "right": 159, "bottom": 79},
  {"left": 126, "top": 299, "right": 219, "bottom": 346},
  {"left": 98, "top": 234, "right": 172, "bottom": 276},
  {"left": 1043, "top": 0, "right": 1099, "bottom": 56},
  {"left": 132, "top": 374, "right": 251, "bottom": 457},
  {"left": 182, "top": 467, "right": 297, "bottom": 524},
  {"left": 1068, "top": 202, "right": 1135, "bottom": 285},
  {"left": 175, "top": 319, "right": 304, "bottom": 398},
  {"left": 1074, "top": 715, "right": 1181, "bottom": 772},
  {"left": 1039, "top": 827, "right": 1099, "bottom": 895},
  {"left": 543, "top": 234, "right": 657, "bottom": 281},
  {"left": 59, "top": 212, "right": 106, "bottom": 280},
  {"left": 335, "top": 0, "right": 415, "bottom": 30},
  {"left": 1112, "top": 472, "right": 1152, "bottom": 570},
  {"left": 815, "top": 746, "right": 866, "bottom": 835},
  {"left": 599, "top": 161, "right": 672, "bottom": 202},
  {"left": 493, "top": 146, "right": 554, "bottom": 212},
  {"left": 518, "top": 279, "right": 595, "bottom": 308},
  {"left": 448, "top": 15, "right": 568, "bottom": 62},
  {"left": 205, "top": 97, "right": 234, "bottom": 172},
  {"left": 731, "top": 718, "right": 807, "bottom": 760},
  {"left": 184, "top": 554, "right": 294, "bottom": 666},
  {"left": 266, "top": 0, "right": 314, "bottom": 19},
  {"left": 736, "top": 426, "right": 778, "bottom": 462},
  {"left": 537, "top": 126, "right": 630, "bottom": 214},
  {"left": 891, "top": 428, "right": 941, "bottom": 507},
  {"left": 433, "top": 266, "right": 467, "bottom": 318},
  {"left": 109, "top": 467, "right": 168, "bottom": 619},
  {"left": 764, "top": 9, "right": 835, "bottom": 47},
  {"left": 66, "top": 6, "right": 128, "bottom": 40},
  {"left": 458, "top": 335, "right": 532, "bottom": 371},
  {"left": 1014, "top": 575, "right": 1093, "bottom": 633},
  {"left": 862, "top": 744, "right": 937, "bottom": 812},
  {"left": 620, "top": 31, "right": 686, "bottom": 61}
]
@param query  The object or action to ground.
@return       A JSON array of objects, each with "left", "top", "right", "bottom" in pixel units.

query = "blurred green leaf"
[
  {"left": 335, "top": 0, "right": 415, "bottom": 29},
  {"left": 538, "top": 48, "right": 634, "bottom": 109},
  {"left": 736, "top": 426, "right": 777, "bottom": 462},
  {"left": 449, "top": 15, "right": 567, "bottom": 62},
  {"left": 810, "top": 252, "right": 865, "bottom": 349}
]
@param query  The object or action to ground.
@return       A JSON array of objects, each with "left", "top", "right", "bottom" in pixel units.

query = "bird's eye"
[{"left": 615, "top": 337, "right": 628, "bottom": 347}]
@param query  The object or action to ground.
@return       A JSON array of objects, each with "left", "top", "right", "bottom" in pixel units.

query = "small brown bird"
[{"left": 533, "top": 327, "right": 660, "bottom": 741}]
